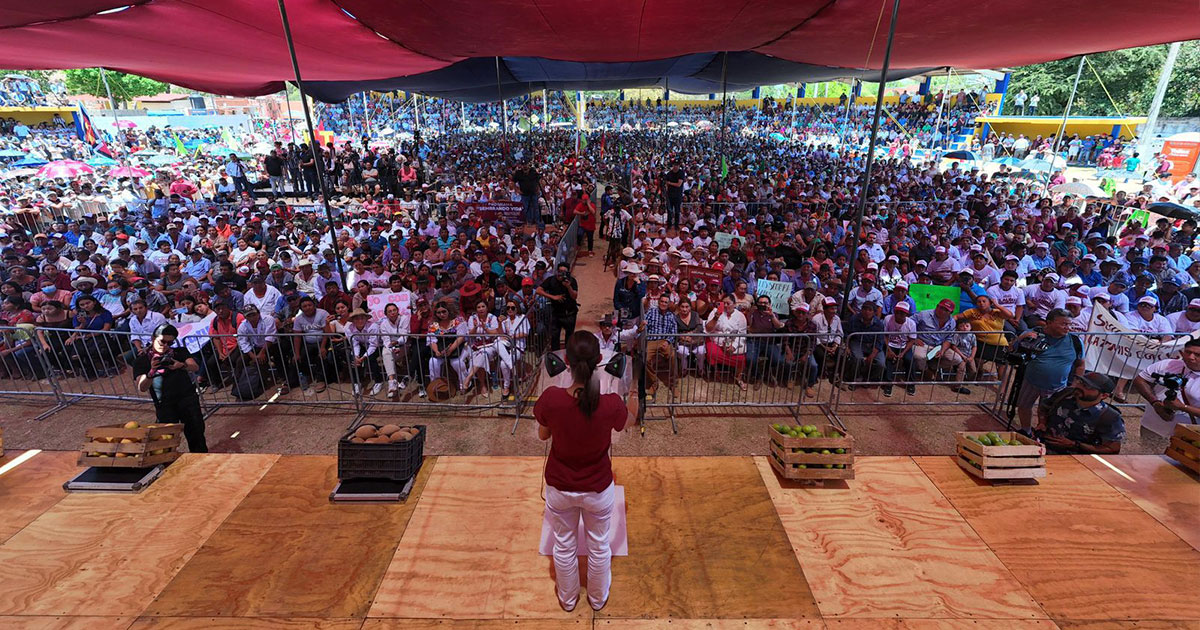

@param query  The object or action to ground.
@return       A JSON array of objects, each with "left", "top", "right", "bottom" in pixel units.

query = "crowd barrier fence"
[
  {"left": 829, "top": 330, "right": 1016, "bottom": 424},
  {"left": 635, "top": 330, "right": 836, "bottom": 432}
]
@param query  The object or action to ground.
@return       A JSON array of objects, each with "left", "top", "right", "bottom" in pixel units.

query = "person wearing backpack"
[{"left": 1013, "top": 308, "right": 1084, "bottom": 437}]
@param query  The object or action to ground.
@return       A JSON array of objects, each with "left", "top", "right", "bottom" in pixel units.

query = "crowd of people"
[{"left": 0, "top": 86, "right": 1196, "bottom": 456}]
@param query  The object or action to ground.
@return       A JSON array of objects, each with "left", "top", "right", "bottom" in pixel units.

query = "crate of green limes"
[
  {"left": 956, "top": 431, "right": 1045, "bottom": 480},
  {"left": 768, "top": 423, "right": 854, "bottom": 480}
]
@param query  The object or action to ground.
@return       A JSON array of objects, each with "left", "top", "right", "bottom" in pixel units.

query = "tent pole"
[
  {"left": 1046, "top": 54, "right": 1086, "bottom": 191},
  {"left": 931, "top": 67, "right": 948, "bottom": 152},
  {"left": 839, "top": 0, "right": 901, "bottom": 316},
  {"left": 543, "top": 89, "right": 548, "bottom": 128},
  {"left": 495, "top": 57, "right": 508, "bottom": 160},
  {"left": 719, "top": 51, "right": 728, "bottom": 175},
  {"left": 461, "top": 102, "right": 467, "bottom": 131},
  {"left": 275, "top": 0, "right": 348, "bottom": 293}
]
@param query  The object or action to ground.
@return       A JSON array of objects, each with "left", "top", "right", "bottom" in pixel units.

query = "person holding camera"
[
  {"left": 1132, "top": 337, "right": 1200, "bottom": 439},
  {"left": 1013, "top": 308, "right": 1084, "bottom": 436},
  {"left": 1036, "top": 372, "right": 1124, "bottom": 455},
  {"left": 133, "top": 323, "right": 207, "bottom": 453},
  {"left": 537, "top": 262, "right": 579, "bottom": 351}
]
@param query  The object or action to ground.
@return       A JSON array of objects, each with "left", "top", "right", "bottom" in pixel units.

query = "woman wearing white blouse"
[
  {"left": 704, "top": 294, "right": 748, "bottom": 390},
  {"left": 498, "top": 298, "right": 530, "bottom": 399},
  {"left": 465, "top": 300, "right": 501, "bottom": 394}
]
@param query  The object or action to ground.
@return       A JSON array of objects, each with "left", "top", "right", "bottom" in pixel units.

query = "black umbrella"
[{"left": 1147, "top": 202, "right": 1200, "bottom": 221}]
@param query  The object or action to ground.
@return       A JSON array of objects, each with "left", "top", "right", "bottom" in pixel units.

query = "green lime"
[
  {"left": 1009, "top": 439, "right": 1022, "bottom": 446},
  {"left": 986, "top": 431, "right": 1001, "bottom": 440},
  {"left": 824, "top": 464, "right": 834, "bottom": 469},
  {"left": 797, "top": 464, "right": 807, "bottom": 469},
  {"left": 980, "top": 436, "right": 994, "bottom": 446},
  {"left": 820, "top": 449, "right": 831, "bottom": 455},
  {"left": 802, "top": 424, "right": 818, "bottom": 434},
  {"left": 834, "top": 448, "right": 846, "bottom": 454}
]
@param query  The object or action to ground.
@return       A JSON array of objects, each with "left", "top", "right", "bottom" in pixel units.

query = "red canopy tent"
[{"left": 0, "top": 0, "right": 1194, "bottom": 99}]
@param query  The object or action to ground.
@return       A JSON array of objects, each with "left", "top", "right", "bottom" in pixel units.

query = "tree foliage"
[
  {"left": 62, "top": 68, "right": 167, "bottom": 107},
  {"left": 1008, "top": 42, "right": 1200, "bottom": 118}
]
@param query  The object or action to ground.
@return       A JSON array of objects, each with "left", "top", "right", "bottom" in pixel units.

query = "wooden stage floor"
[{"left": 0, "top": 451, "right": 1196, "bottom": 630}]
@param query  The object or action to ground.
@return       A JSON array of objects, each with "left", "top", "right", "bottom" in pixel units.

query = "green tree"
[
  {"left": 62, "top": 68, "right": 167, "bottom": 109},
  {"left": 1008, "top": 42, "right": 1200, "bottom": 118}
]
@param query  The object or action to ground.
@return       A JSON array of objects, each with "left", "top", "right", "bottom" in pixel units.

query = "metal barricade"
[
  {"left": 830, "top": 329, "right": 1016, "bottom": 424},
  {"left": 32, "top": 326, "right": 153, "bottom": 408},
  {"left": 557, "top": 215, "right": 581, "bottom": 269},
  {"left": 0, "top": 325, "right": 73, "bottom": 420},
  {"left": 636, "top": 330, "right": 835, "bottom": 432},
  {"left": 1046, "top": 330, "right": 1195, "bottom": 412}
]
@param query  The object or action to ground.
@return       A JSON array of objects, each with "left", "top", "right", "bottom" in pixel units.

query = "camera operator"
[
  {"left": 537, "top": 261, "right": 579, "bottom": 351},
  {"left": 1013, "top": 308, "right": 1084, "bottom": 437},
  {"left": 1036, "top": 372, "right": 1125, "bottom": 454},
  {"left": 1132, "top": 337, "right": 1200, "bottom": 441},
  {"left": 133, "top": 323, "right": 207, "bottom": 453}
]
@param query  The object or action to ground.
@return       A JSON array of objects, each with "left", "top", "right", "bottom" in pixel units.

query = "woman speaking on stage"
[{"left": 535, "top": 330, "right": 628, "bottom": 613}]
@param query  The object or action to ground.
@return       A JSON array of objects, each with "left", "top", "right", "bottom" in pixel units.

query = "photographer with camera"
[
  {"left": 1132, "top": 337, "right": 1200, "bottom": 440},
  {"left": 1035, "top": 372, "right": 1125, "bottom": 455},
  {"left": 133, "top": 323, "right": 207, "bottom": 453},
  {"left": 537, "top": 261, "right": 580, "bottom": 351},
  {"left": 1012, "top": 308, "right": 1084, "bottom": 437}
]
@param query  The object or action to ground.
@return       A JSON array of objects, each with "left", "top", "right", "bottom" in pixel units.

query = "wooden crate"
[
  {"left": 768, "top": 423, "right": 854, "bottom": 480},
  {"left": 1164, "top": 424, "right": 1200, "bottom": 475},
  {"left": 956, "top": 431, "right": 1046, "bottom": 480},
  {"left": 78, "top": 423, "right": 183, "bottom": 468}
]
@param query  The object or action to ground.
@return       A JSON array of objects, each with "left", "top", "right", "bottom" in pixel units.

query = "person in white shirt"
[
  {"left": 463, "top": 300, "right": 501, "bottom": 395},
  {"left": 498, "top": 297, "right": 530, "bottom": 399},
  {"left": 1123, "top": 297, "right": 1174, "bottom": 338},
  {"left": 882, "top": 302, "right": 918, "bottom": 396},
  {"left": 1023, "top": 273, "right": 1066, "bottom": 327},
  {"left": 1064, "top": 296, "right": 1091, "bottom": 333},
  {"left": 122, "top": 299, "right": 167, "bottom": 365},
  {"left": 970, "top": 252, "right": 1000, "bottom": 287},
  {"left": 1132, "top": 338, "right": 1200, "bottom": 438},
  {"left": 1168, "top": 300, "right": 1200, "bottom": 334},
  {"left": 704, "top": 294, "right": 749, "bottom": 391},
  {"left": 147, "top": 240, "right": 184, "bottom": 268},
  {"left": 243, "top": 275, "right": 283, "bottom": 320}
]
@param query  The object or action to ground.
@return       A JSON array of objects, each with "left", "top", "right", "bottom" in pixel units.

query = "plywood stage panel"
[
  {"left": 1053, "top": 621, "right": 1199, "bottom": 629},
  {"left": 368, "top": 456, "right": 591, "bottom": 621},
  {"left": 756, "top": 456, "right": 1046, "bottom": 620},
  {"left": 0, "top": 450, "right": 78, "bottom": 544},
  {"left": 916, "top": 456, "right": 1200, "bottom": 622},
  {"left": 601, "top": 457, "right": 821, "bottom": 620},
  {"left": 1074, "top": 455, "right": 1200, "bottom": 550},
  {"left": 823, "top": 621, "right": 1062, "bottom": 629},
  {"left": 363, "top": 620, "right": 589, "bottom": 629},
  {"left": 146, "top": 455, "right": 435, "bottom": 619},
  {"left": 0, "top": 453, "right": 278, "bottom": 617},
  {"left": 129, "top": 617, "right": 365, "bottom": 629},
  {"left": 600, "top": 620, "right": 826, "bottom": 629},
  {"left": 0, "top": 616, "right": 134, "bottom": 630}
]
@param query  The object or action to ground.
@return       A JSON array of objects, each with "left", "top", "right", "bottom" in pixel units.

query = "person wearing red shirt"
[
  {"left": 535, "top": 331, "right": 628, "bottom": 613},
  {"left": 572, "top": 190, "right": 597, "bottom": 255}
]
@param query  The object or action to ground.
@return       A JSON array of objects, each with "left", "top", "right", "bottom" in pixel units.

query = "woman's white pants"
[{"left": 544, "top": 481, "right": 615, "bottom": 609}]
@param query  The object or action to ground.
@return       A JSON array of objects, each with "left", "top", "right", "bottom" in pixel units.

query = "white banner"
[
  {"left": 176, "top": 313, "right": 216, "bottom": 356},
  {"left": 1083, "top": 304, "right": 1197, "bottom": 379}
]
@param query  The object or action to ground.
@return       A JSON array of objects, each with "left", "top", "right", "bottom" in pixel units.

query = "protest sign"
[
  {"left": 756, "top": 279, "right": 793, "bottom": 315},
  {"left": 908, "top": 283, "right": 962, "bottom": 314},
  {"left": 1083, "top": 303, "right": 1198, "bottom": 379},
  {"left": 713, "top": 231, "right": 745, "bottom": 250},
  {"left": 683, "top": 265, "right": 724, "bottom": 288},
  {"left": 367, "top": 290, "right": 412, "bottom": 320},
  {"left": 459, "top": 200, "right": 524, "bottom": 224},
  {"left": 176, "top": 313, "right": 216, "bottom": 355}
]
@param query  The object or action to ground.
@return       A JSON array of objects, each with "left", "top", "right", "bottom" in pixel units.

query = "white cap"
[
  {"left": 886, "top": 255, "right": 899, "bottom": 263},
  {"left": 934, "top": 246, "right": 947, "bottom": 254},
  {"left": 1005, "top": 254, "right": 1019, "bottom": 261},
  {"left": 1082, "top": 254, "right": 1097, "bottom": 262},
  {"left": 1035, "top": 241, "right": 1049, "bottom": 249},
  {"left": 894, "top": 302, "right": 911, "bottom": 313},
  {"left": 1138, "top": 296, "right": 1158, "bottom": 306},
  {"left": 1093, "top": 292, "right": 1112, "bottom": 301},
  {"left": 1066, "top": 296, "right": 1083, "bottom": 306},
  {"left": 915, "top": 259, "right": 928, "bottom": 267},
  {"left": 896, "top": 280, "right": 909, "bottom": 290},
  {"left": 1188, "top": 298, "right": 1200, "bottom": 309},
  {"left": 1045, "top": 273, "right": 1060, "bottom": 282}
]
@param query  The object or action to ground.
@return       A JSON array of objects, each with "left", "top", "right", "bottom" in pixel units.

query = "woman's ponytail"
[{"left": 565, "top": 331, "right": 601, "bottom": 418}]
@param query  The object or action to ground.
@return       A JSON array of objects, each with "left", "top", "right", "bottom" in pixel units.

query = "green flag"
[
  {"left": 721, "top": 155, "right": 728, "bottom": 178},
  {"left": 171, "top": 131, "right": 186, "bottom": 156}
]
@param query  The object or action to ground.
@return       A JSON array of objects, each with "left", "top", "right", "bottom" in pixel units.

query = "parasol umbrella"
[
  {"left": 251, "top": 141, "right": 275, "bottom": 154},
  {"left": 943, "top": 150, "right": 980, "bottom": 161},
  {"left": 11, "top": 156, "right": 46, "bottom": 168},
  {"left": 993, "top": 156, "right": 1023, "bottom": 167},
  {"left": 0, "top": 168, "right": 37, "bottom": 180},
  {"left": 1019, "top": 155, "right": 1067, "bottom": 172},
  {"left": 36, "top": 160, "right": 94, "bottom": 179},
  {"left": 109, "top": 166, "right": 152, "bottom": 178},
  {"left": 86, "top": 155, "right": 119, "bottom": 167},
  {"left": 1051, "top": 181, "right": 1105, "bottom": 198},
  {"left": 1146, "top": 202, "right": 1200, "bottom": 221},
  {"left": 147, "top": 154, "right": 178, "bottom": 166},
  {"left": 769, "top": 132, "right": 788, "bottom": 142},
  {"left": 201, "top": 144, "right": 235, "bottom": 155},
  {"left": 112, "top": 119, "right": 136, "bottom": 129},
  {"left": 0, "top": 148, "right": 26, "bottom": 158}
]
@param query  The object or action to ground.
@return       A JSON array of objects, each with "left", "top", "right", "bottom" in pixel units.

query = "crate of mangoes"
[
  {"left": 956, "top": 431, "right": 1045, "bottom": 480},
  {"left": 1164, "top": 423, "right": 1200, "bottom": 475},
  {"left": 768, "top": 423, "right": 854, "bottom": 480},
  {"left": 79, "top": 421, "right": 183, "bottom": 468}
]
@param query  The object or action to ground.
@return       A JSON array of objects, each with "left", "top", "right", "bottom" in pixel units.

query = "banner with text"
[
  {"left": 459, "top": 200, "right": 524, "bottom": 224},
  {"left": 366, "top": 290, "right": 412, "bottom": 321},
  {"left": 756, "top": 279, "right": 793, "bottom": 315},
  {"left": 1083, "top": 303, "right": 1198, "bottom": 379},
  {"left": 909, "top": 283, "right": 962, "bottom": 314}
]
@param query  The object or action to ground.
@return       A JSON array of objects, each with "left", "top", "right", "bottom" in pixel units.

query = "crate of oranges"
[
  {"left": 768, "top": 423, "right": 854, "bottom": 480},
  {"left": 78, "top": 421, "right": 183, "bottom": 468}
]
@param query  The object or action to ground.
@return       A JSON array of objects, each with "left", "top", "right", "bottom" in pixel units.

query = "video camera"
[
  {"left": 1000, "top": 333, "right": 1050, "bottom": 367},
  {"left": 1150, "top": 372, "right": 1187, "bottom": 403}
]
